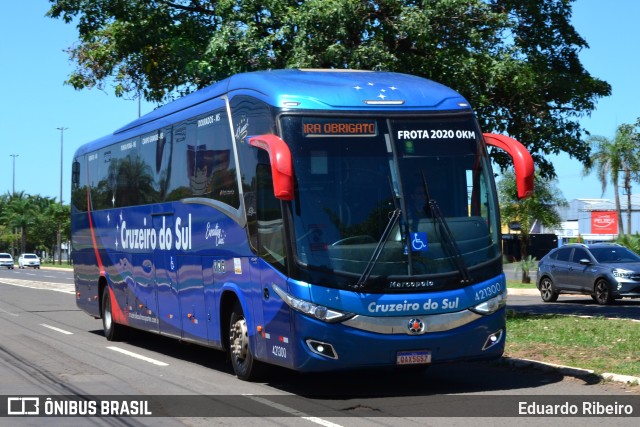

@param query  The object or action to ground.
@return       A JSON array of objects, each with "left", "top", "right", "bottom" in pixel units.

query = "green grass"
[
  {"left": 506, "top": 280, "right": 537, "bottom": 289},
  {"left": 505, "top": 310, "right": 640, "bottom": 379},
  {"left": 505, "top": 275, "right": 640, "bottom": 380}
]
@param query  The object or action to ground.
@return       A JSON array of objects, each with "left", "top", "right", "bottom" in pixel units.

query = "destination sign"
[{"left": 303, "top": 119, "right": 377, "bottom": 137}]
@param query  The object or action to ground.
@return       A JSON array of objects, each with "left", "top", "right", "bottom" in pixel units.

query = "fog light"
[
  {"left": 306, "top": 339, "right": 338, "bottom": 359},
  {"left": 482, "top": 329, "right": 503, "bottom": 351}
]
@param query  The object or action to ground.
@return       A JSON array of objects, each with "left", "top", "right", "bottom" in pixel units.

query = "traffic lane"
[
  {"left": 0, "top": 265, "right": 74, "bottom": 283},
  {"left": 0, "top": 283, "right": 254, "bottom": 393},
  {"left": 508, "top": 292, "right": 640, "bottom": 319}
]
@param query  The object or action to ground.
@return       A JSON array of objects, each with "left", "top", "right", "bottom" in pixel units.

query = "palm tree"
[
  {"left": 30, "top": 196, "right": 60, "bottom": 257},
  {"left": 499, "top": 171, "right": 567, "bottom": 261},
  {"left": 0, "top": 191, "right": 38, "bottom": 254},
  {"left": 584, "top": 124, "right": 640, "bottom": 236}
]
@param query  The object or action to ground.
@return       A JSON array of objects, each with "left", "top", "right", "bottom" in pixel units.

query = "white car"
[
  {"left": 0, "top": 253, "right": 14, "bottom": 269},
  {"left": 18, "top": 253, "right": 41, "bottom": 269}
]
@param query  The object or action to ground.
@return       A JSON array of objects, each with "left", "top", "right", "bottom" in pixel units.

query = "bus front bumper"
[{"left": 280, "top": 307, "right": 506, "bottom": 373}]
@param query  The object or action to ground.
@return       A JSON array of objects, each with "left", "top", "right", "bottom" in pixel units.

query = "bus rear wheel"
[
  {"left": 102, "top": 287, "right": 127, "bottom": 341},
  {"left": 229, "top": 301, "right": 260, "bottom": 381}
]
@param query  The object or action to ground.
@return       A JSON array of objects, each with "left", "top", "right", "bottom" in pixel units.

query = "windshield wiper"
[
  {"left": 354, "top": 176, "right": 404, "bottom": 290},
  {"left": 421, "top": 171, "right": 472, "bottom": 285},
  {"left": 354, "top": 208, "right": 402, "bottom": 290}
]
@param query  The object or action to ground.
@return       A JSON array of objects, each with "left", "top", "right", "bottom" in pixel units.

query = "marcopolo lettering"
[{"left": 389, "top": 281, "right": 434, "bottom": 289}]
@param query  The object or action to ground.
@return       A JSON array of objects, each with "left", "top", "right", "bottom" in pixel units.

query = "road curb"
[
  {"left": 503, "top": 357, "right": 595, "bottom": 377},
  {"left": 502, "top": 357, "right": 640, "bottom": 386},
  {"left": 507, "top": 287, "right": 600, "bottom": 298},
  {"left": 507, "top": 288, "right": 539, "bottom": 296},
  {"left": 602, "top": 373, "right": 640, "bottom": 385}
]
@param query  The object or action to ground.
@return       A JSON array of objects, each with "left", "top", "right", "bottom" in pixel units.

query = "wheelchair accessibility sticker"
[{"left": 411, "top": 232, "right": 428, "bottom": 252}]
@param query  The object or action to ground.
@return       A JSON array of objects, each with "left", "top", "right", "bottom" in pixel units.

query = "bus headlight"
[
  {"left": 470, "top": 291, "right": 507, "bottom": 315},
  {"left": 272, "top": 284, "right": 354, "bottom": 323}
]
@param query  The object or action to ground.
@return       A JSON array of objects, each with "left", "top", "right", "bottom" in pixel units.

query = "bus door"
[
  {"left": 153, "top": 213, "right": 182, "bottom": 339},
  {"left": 202, "top": 256, "right": 220, "bottom": 347},
  {"left": 259, "top": 263, "right": 292, "bottom": 368},
  {"left": 254, "top": 162, "right": 293, "bottom": 368},
  {"left": 177, "top": 255, "right": 208, "bottom": 343}
]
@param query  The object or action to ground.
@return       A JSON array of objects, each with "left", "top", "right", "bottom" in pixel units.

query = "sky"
[{"left": 1, "top": 0, "right": 638, "bottom": 204}]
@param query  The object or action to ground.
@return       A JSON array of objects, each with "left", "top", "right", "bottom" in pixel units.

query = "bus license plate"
[{"left": 396, "top": 350, "right": 431, "bottom": 365}]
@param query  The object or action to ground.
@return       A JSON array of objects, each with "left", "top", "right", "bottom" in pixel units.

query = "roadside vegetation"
[
  {"left": 506, "top": 280, "right": 536, "bottom": 289},
  {"left": 0, "top": 192, "right": 70, "bottom": 260},
  {"left": 505, "top": 311, "right": 640, "bottom": 380},
  {"left": 505, "top": 272, "right": 640, "bottom": 381}
]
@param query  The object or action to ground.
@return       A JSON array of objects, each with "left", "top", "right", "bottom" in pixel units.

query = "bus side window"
[
  {"left": 71, "top": 158, "right": 86, "bottom": 212},
  {"left": 231, "top": 95, "right": 283, "bottom": 264},
  {"left": 255, "top": 159, "right": 286, "bottom": 270}
]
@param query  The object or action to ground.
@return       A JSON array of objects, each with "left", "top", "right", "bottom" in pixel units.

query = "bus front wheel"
[{"left": 229, "top": 301, "right": 260, "bottom": 381}]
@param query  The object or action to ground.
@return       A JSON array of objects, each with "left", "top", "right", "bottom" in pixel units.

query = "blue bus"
[{"left": 71, "top": 69, "right": 533, "bottom": 380}]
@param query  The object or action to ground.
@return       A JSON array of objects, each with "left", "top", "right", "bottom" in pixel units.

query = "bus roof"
[{"left": 76, "top": 69, "right": 471, "bottom": 156}]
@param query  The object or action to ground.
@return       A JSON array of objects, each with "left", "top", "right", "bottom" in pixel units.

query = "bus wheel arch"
[
  {"left": 98, "top": 276, "right": 108, "bottom": 319},
  {"left": 219, "top": 290, "right": 238, "bottom": 353}
]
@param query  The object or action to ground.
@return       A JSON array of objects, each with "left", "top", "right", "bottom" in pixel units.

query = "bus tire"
[
  {"left": 229, "top": 301, "right": 260, "bottom": 381},
  {"left": 102, "top": 286, "right": 127, "bottom": 341}
]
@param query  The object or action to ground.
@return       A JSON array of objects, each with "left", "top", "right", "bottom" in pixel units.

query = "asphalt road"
[{"left": 0, "top": 267, "right": 638, "bottom": 426}]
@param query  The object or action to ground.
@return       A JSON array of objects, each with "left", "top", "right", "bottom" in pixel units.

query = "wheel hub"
[{"left": 230, "top": 318, "right": 248, "bottom": 360}]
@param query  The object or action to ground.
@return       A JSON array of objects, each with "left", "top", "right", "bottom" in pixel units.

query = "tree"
[
  {"left": 47, "top": 0, "right": 610, "bottom": 178},
  {"left": 583, "top": 124, "right": 640, "bottom": 236},
  {"left": 29, "top": 196, "right": 68, "bottom": 258},
  {"left": 0, "top": 193, "right": 71, "bottom": 259},
  {"left": 498, "top": 171, "right": 566, "bottom": 261},
  {"left": 0, "top": 192, "right": 39, "bottom": 254}
]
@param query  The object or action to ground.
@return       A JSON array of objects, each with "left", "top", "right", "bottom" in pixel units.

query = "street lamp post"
[
  {"left": 10, "top": 154, "right": 18, "bottom": 195},
  {"left": 9, "top": 154, "right": 19, "bottom": 257},
  {"left": 56, "top": 127, "right": 68, "bottom": 265}
]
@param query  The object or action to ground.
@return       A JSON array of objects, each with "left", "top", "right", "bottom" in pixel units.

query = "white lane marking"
[
  {"left": 107, "top": 346, "right": 169, "bottom": 367},
  {"left": 0, "top": 278, "right": 74, "bottom": 294},
  {"left": 41, "top": 324, "right": 73, "bottom": 335},
  {"left": 0, "top": 307, "right": 19, "bottom": 316},
  {"left": 243, "top": 395, "right": 344, "bottom": 427}
]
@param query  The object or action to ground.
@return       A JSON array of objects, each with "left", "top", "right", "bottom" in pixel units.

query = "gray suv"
[{"left": 537, "top": 243, "right": 640, "bottom": 305}]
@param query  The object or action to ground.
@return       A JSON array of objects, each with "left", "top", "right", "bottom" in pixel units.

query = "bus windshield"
[{"left": 280, "top": 114, "right": 501, "bottom": 290}]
